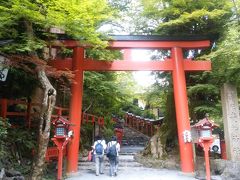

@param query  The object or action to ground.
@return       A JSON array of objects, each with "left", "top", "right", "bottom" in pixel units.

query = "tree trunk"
[
  {"left": 31, "top": 69, "right": 56, "bottom": 180},
  {"left": 143, "top": 88, "right": 178, "bottom": 158},
  {"left": 143, "top": 132, "right": 165, "bottom": 158}
]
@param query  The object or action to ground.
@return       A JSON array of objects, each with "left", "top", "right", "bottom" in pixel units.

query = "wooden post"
[
  {"left": 26, "top": 100, "right": 32, "bottom": 128},
  {"left": 172, "top": 47, "right": 194, "bottom": 173},
  {"left": 0, "top": 99, "right": 7, "bottom": 119},
  {"left": 67, "top": 47, "right": 84, "bottom": 173}
]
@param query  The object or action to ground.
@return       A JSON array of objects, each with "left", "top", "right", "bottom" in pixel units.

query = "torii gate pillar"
[
  {"left": 67, "top": 47, "right": 84, "bottom": 173},
  {"left": 172, "top": 47, "right": 194, "bottom": 172}
]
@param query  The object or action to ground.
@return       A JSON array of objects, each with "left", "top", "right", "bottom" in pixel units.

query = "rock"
[
  {"left": 3, "top": 169, "right": 24, "bottom": 180},
  {"left": 164, "top": 159, "right": 179, "bottom": 169},
  {"left": 5, "top": 170, "right": 21, "bottom": 177},
  {"left": 149, "top": 134, "right": 164, "bottom": 159},
  {"left": 13, "top": 176, "right": 24, "bottom": 180},
  {"left": 194, "top": 169, "right": 206, "bottom": 179},
  {"left": 0, "top": 168, "right": 5, "bottom": 179},
  {"left": 3, "top": 177, "right": 14, "bottom": 180},
  {"left": 221, "top": 161, "right": 240, "bottom": 180},
  {"left": 212, "top": 159, "right": 240, "bottom": 180},
  {"left": 212, "top": 159, "right": 226, "bottom": 175}
]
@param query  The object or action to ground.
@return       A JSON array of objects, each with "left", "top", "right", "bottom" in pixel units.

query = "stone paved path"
[
  {"left": 66, "top": 154, "right": 222, "bottom": 180},
  {"left": 66, "top": 127, "right": 222, "bottom": 180}
]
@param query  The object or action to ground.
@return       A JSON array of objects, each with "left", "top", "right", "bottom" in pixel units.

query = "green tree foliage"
[
  {"left": 136, "top": 1, "right": 234, "bottom": 154},
  {"left": 140, "top": 0, "right": 233, "bottom": 121},
  {"left": 193, "top": 0, "right": 240, "bottom": 120},
  {"left": 207, "top": 24, "right": 240, "bottom": 87},
  {"left": 141, "top": 0, "right": 231, "bottom": 36},
  {"left": 0, "top": 0, "right": 115, "bottom": 53},
  {"left": 0, "top": 118, "right": 9, "bottom": 159},
  {"left": 188, "top": 82, "right": 221, "bottom": 122},
  {"left": 0, "top": 0, "right": 115, "bottom": 178},
  {"left": 0, "top": 119, "right": 35, "bottom": 174},
  {"left": 83, "top": 71, "right": 143, "bottom": 119},
  {"left": 143, "top": 83, "right": 167, "bottom": 112}
]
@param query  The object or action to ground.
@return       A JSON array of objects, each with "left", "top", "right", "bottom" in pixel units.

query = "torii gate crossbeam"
[{"left": 49, "top": 35, "right": 211, "bottom": 175}]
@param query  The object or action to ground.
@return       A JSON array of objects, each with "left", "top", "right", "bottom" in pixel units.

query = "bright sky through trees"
[{"left": 131, "top": 49, "right": 155, "bottom": 87}]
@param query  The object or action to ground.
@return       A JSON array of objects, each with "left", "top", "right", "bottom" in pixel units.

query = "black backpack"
[
  {"left": 95, "top": 141, "right": 103, "bottom": 155},
  {"left": 106, "top": 142, "right": 117, "bottom": 159}
]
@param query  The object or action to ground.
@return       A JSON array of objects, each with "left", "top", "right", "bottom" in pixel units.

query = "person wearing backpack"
[
  {"left": 106, "top": 136, "right": 120, "bottom": 177},
  {"left": 92, "top": 135, "right": 107, "bottom": 176}
]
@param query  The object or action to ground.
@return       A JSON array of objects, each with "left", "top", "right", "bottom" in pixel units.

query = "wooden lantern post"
[
  {"left": 52, "top": 116, "right": 72, "bottom": 180},
  {"left": 192, "top": 116, "right": 219, "bottom": 180}
]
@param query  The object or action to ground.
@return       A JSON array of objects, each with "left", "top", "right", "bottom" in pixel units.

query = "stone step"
[
  {"left": 122, "top": 139, "right": 148, "bottom": 144},
  {"left": 78, "top": 162, "right": 143, "bottom": 168},
  {"left": 79, "top": 159, "right": 137, "bottom": 163},
  {"left": 121, "top": 142, "right": 148, "bottom": 146},
  {"left": 78, "top": 154, "right": 144, "bottom": 170},
  {"left": 78, "top": 166, "right": 144, "bottom": 171},
  {"left": 78, "top": 161, "right": 144, "bottom": 170},
  {"left": 80, "top": 156, "right": 136, "bottom": 162},
  {"left": 77, "top": 166, "right": 148, "bottom": 173}
]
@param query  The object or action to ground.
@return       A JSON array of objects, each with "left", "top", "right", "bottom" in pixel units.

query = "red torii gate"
[{"left": 49, "top": 35, "right": 211, "bottom": 174}]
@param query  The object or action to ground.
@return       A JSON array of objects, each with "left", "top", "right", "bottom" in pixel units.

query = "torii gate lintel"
[{"left": 49, "top": 57, "right": 211, "bottom": 71}]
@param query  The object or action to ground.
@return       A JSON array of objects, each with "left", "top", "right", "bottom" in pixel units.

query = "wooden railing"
[
  {"left": 82, "top": 112, "right": 104, "bottom": 126},
  {"left": 0, "top": 98, "right": 105, "bottom": 162},
  {"left": 125, "top": 113, "right": 163, "bottom": 137},
  {"left": 0, "top": 98, "right": 104, "bottom": 128}
]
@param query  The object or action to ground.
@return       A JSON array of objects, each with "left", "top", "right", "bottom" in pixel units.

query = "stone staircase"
[
  {"left": 78, "top": 126, "right": 150, "bottom": 173},
  {"left": 121, "top": 126, "right": 150, "bottom": 147},
  {"left": 69, "top": 127, "right": 222, "bottom": 180},
  {"left": 78, "top": 155, "right": 144, "bottom": 172}
]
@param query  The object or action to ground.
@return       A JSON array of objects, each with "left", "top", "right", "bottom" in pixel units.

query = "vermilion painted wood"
[
  {"left": 52, "top": 138, "right": 71, "bottom": 180},
  {"left": 83, "top": 59, "right": 173, "bottom": 71},
  {"left": 63, "top": 39, "right": 212, "bottom": 174},
  {"left": 6, "top": 112, "right": 26, "bottom": 116},
  {"left": 67, "top": 47, "right": 84, "bottom": 173},
  {"left": 49, "top": 58, "right": 211, "bottom": 71},
  {"left": 0, "top": 99, "right": 7, "bottom": 119},
  {"left": 183, "top": 60, "right": 211, "bottom": 71},
  {"left": 171, "top": 47, "right": 194, "bottom": 173},
  {"left": 52, "top": 39, "right": 210, "bottom": 49},
  {"left": 48, "top": 58, "right": 72, "bottom": 70},
  {"left": 199, "top": 138, "right": 214, "bottom": 180},
  {"left": 26, "top": 102, "right": 31, "bottom": 128}
]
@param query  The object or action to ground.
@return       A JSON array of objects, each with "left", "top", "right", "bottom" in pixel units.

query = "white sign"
[
  {"left": 0, "top": 68, "right": 8, "bottom": 81},
  {"left": 0, "top": 55, "right": 9, "bottom": 82},
  {"left": 183, "top": 130, "right": 192, "bottom": 143}
]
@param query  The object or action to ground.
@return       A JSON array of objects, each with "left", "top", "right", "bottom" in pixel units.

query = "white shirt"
[
  {"left": 107, "top": 140, "right": 120, "bottom": 156},
  {"left": 93, "top": 139, "right": 107, "bottom": 155}
]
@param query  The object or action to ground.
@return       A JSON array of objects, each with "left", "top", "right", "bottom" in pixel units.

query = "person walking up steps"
[
  {"left": 92, "top": 135, "right": 107, "bottom": 176},
  {"left": 106, "top": 136, "right": 120, "bottom": 177}
]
